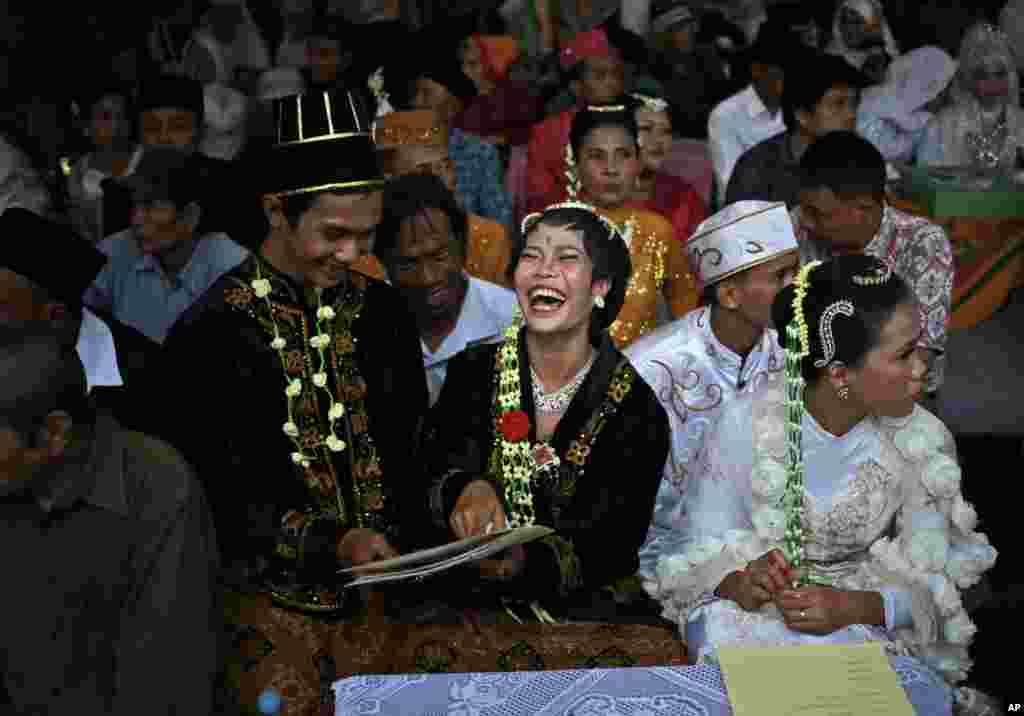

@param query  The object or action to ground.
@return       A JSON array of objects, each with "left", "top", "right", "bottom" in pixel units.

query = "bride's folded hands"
[
  {"left": 775, "top": 586, "right": 885, "bottom": 635},
  {"left": 718, "top": 549, "right": 799, "bottom": 611},
  {"left": 336, "top": 528, "right": 399, "bottom": 566},
  {"left": 450, "top": 479, "right": 509, "bottom": 539}
]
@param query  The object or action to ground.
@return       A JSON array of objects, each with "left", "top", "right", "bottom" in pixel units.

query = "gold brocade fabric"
[
  {"left": 349, "top": 213, "right": 511, "bottom": 287},
  {"left": 598, "top": 206, "right": 699, "bottom": 348}
]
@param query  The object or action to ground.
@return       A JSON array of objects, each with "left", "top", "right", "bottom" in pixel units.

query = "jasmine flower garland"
[
  {"left": 781, "top": 260, "right": 828, "bottom": 586},
  {"left": 493, "top": 307, "right": 539, "bottom": 527},
  {"left": 252, "top": 262, "right": 347, "bottom": 470}
]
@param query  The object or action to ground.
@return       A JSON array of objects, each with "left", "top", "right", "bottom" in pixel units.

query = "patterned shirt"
[
  {"left": 449, "top": 127, "right": 512, "bottom": 227},
  {"left": 792, "top": 204, "right": 953, "bottom": 392}
]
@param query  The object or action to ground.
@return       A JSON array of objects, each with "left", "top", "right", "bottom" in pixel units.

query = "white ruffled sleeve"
[
  {"left": 645, "top": 397, "right": 771, "bottom": 626},
  {"left": 869, "top": 407, "right": 998, "bottom": 684}
]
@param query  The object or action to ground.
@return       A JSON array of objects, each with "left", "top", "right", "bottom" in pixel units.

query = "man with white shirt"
[
  {"left": 375, "top": 173, "right": 517, "bottom": 406},
  {"left": 707, "top": 22, "right": 796, "bottom": 197},
  {"left": 0, "top": 208, "right": 160, "bottom": 434},
  {"left": 625, "top": 201, "right": 799, "bottom": 582}
]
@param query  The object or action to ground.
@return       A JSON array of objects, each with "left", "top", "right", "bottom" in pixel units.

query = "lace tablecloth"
[{"left": 333, "top": 656, "right": 952, "bottom": 715}]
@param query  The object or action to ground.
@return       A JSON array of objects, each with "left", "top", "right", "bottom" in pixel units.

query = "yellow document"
[{"left": 717, "top": 642, "right": 916, "bottom": 716}]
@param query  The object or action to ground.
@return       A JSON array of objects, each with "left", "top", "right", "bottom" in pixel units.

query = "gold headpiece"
[{"left": 520, "top": 200, "right": 631, "bottom": 247}]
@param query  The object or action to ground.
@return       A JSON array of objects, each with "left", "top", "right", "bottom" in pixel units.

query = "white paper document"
[{"left": 337, "top": 525, "right": 555, "bottom": 588}]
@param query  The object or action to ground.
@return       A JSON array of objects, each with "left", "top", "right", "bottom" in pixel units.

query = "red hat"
[{"left": 559, "top": 28, "right": 623, "bottom": 70}]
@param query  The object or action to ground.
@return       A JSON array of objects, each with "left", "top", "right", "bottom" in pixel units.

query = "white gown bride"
[{"left": 644, "top": 372, "right": 997, "bottom": 711}]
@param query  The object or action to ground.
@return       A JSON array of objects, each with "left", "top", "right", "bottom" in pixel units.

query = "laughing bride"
[{"left": 421, "top": 201, "right": 671, "bottom": 622}]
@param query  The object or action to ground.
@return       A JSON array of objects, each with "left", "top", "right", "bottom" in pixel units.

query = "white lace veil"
[{"left": 950, "top": 22, "right": 1020, "bottom": 111}]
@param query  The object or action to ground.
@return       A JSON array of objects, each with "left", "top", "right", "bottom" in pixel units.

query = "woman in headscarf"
[
  {"left": 856, "top": 46, "right": 957, "bottom": 164},
  {"left": 919, "top": 23, "right": 1024, "bottom": 171},
  {"left": 424, "top": 202, "right": 670, "bottom": 622},
  {"left": 826, "top": 0, "right": 900, "bottom": 83}
]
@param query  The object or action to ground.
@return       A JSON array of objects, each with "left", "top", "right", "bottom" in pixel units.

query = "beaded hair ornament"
[
  {"left": 782, "top": 259, "right": 893, "bottom": 582},
  {"left": 564, "top": 104, "right": 630, "bottom": 197},
  {"left": 521, "top": 199, "right": 636, "bottom": 252}
]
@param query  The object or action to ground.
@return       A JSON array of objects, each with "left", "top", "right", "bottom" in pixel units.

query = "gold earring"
[{"left": 837, "top": 385, "right": 850, "bottom": 401}]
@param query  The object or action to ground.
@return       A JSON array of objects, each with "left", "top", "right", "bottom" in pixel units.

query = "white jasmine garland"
[
  {"left": 906, "top": 528, "right": 950, "bottom": 572},
  {"left": 893, "top": 424, "right": 942, "bottom": 461},
  {"left": 950, "top": 496, "right": 978, "bottom": 533},
  {"left": 943, "top": 611, "right": 977, "bottom": 645},
  {"left": 944, "top": 539, "right": 996, "bottom": 589},
  {"left": 251, "top": 261, "right": 351, "bottom": 470},
  {"left": 922, "top": 454, "right": 962, "bottom": 498},
  {"left": 928, "top": 574, "right": 963, "bottom": 617},
  {"left": 251, "top": 278, "right": 272, "bottom": 298}
]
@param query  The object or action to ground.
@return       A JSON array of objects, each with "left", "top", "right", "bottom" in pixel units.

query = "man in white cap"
[{"left": 626, "top": 200, "right": 799, "bottom": 582}]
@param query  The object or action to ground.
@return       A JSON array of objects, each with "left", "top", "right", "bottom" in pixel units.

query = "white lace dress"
[{"left": 645, "top": 374, "right": 996, "bottom": 692}]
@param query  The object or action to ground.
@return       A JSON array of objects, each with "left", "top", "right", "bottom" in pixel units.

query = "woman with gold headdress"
[
  {"left": 423, "top": 202, "right": 670, "bottom": 622},
  {"left": 647, "top": 254, "right": 997, "bottom": 713},
  {"left": 564, "top": 102, "right": 699, "bottom": 348}
]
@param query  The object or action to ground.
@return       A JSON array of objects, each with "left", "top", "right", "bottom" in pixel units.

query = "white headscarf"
[
  {"left": 858, "top": 46, "right": 957, "bottom": 131},
  {"left": 1000, "top": 0, "right": 1024, "bottom": 73},
  {"left": 827, "top": 0, "right": 900, "bottom": 70}
]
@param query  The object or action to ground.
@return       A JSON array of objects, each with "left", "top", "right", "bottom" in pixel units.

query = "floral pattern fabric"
[
  {"left": 333, "top": 658, "right": 951, "bottom": 715},
  {"left": 625, "top": 307, "right": 785, "bottom": 580}
]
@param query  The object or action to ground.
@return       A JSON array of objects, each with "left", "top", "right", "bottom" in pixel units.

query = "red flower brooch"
[{"left": 499, "top": 410, "right": 531, "bottom": 442}]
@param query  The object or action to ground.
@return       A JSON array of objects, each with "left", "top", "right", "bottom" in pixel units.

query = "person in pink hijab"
[{"left": 524, "top": 27, "right": 627, "bottom": 213}]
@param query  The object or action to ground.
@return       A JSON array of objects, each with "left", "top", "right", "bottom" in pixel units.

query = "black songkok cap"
[
  {"left": 0, "top": 209, "right": 107, "bottom": 306},
  {"left": 254, "top": 88, "right": 385, "bottom": 198},
  {"left": 137, "top": 75, "right": 204, "bottom": 119}
]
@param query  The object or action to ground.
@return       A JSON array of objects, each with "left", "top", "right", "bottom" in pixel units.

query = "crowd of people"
[{"left": 0, "top": 0, "right": 1018, "bottom": 714}]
